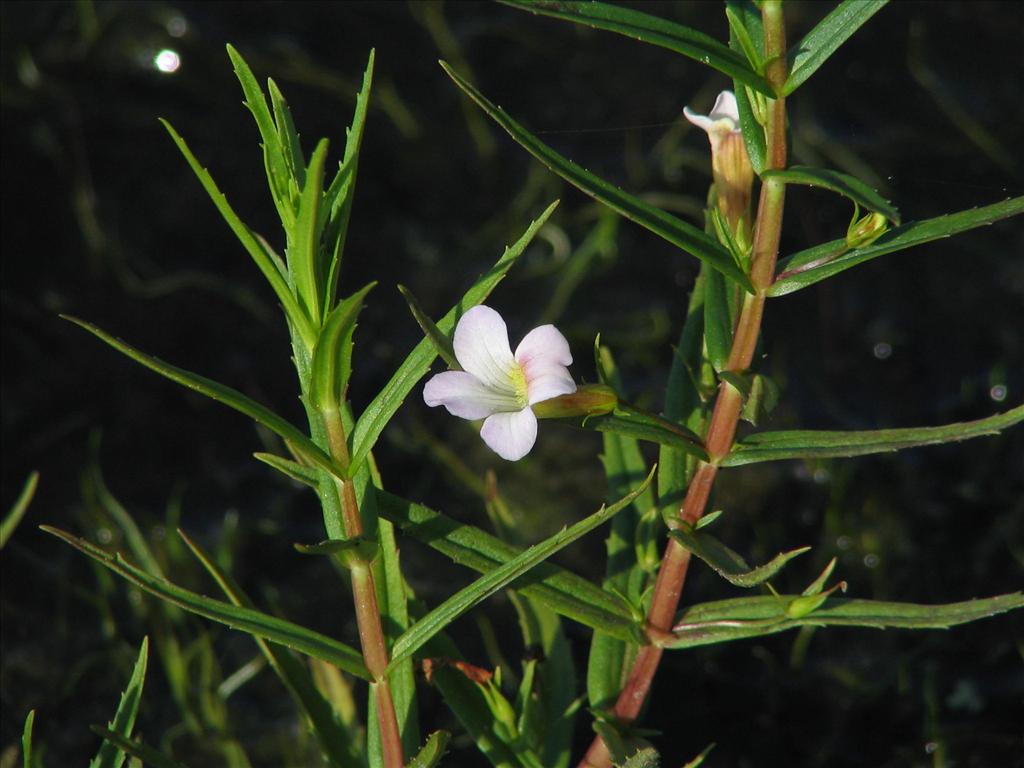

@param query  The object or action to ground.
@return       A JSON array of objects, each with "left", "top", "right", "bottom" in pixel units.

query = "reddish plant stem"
[
  {"left": 579, "top": 4, "right": 788, "bottom": 766},
  {"left": 323, "top": 411, "right": 405, "bottom": 768}
]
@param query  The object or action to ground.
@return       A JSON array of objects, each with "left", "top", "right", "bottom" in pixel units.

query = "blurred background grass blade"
[
  {"left": 159, "top": 119, "right": 314, "bottom": 345},
  {"left": 784, "top": 0, "right": 889, "bottom": 95},
  {"left": 387, "top": 468, "right": 653, "bottom": 672},
  {"left": 373, "top": 491, "right": 638, "bottom": 641},
  {"left": 90, "top": 636, "right": 148, "bottom": 768},
  {"left": 178, "top": 530, "right": 364, "bottom": 767},
  {"left": 226, "top": 44, "right": 295, "bottom": 227},
  {"left": 348, "top": 201, "right": 558, "bottom": 473},
  {"left": 668, "top": 592, "right": 1024, "bottom": 649},
  {"left": 1, "top": 471, "right": 39, "bottom": 550},
  {"left": 762, "top": 166, "right": 900, "bottom": 224},
  {"left": 668, "top": 526, "right": 810, "bottom": 588},
  {"left": 770, "top": 196, "right": 1024, "bottom": 295},
  {"left": 323, "top": 50, "right": 374, "bottom": 316},
  {"left": 43, "top": 527, "right": 373, "bottom": 681},
  {"left": 722, "top": 404, "right": 1024, "bottom": 466},
  {"left": 63, "top": 316, "right": 344, "bottom": 480},
  {"left": 21, "top": 710, "right": 35, "bottom": 768},
  {"left": 441, "top": 63, "right": 752, "bottom": 291},
  {"left": 500, "top": 0, "right": 773, "bottom": 96},
  {"left": 89, "top": 727, "right": 186, "bottom": 768}
]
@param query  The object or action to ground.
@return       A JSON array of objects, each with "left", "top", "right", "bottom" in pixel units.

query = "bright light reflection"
[{"left": 154, "top": 49, "right": 181, "bottom": 74}]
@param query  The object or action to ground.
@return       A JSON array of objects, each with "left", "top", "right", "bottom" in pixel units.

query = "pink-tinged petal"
[
  {"left": 423, "top": 371, "right": 503, "bottom": 420},
  {"left": 453, "top": 306, "right": 517, "bottom": 392},
  {"left": 525, "top": 363, "right": 576, "bottom": 405},
  {"left": 480, "top": 408, "right": 538, "bottom": 461},
  {"left": 708, "top": 90, "right": 739, "bottom": 123},
  {"left": 515, "top": 324, "right": 572, "bottom": 368}
]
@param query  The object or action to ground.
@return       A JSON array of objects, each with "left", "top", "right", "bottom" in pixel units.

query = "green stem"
[{"left": 579, "top": 4, "right": 789, "bottom": 766}]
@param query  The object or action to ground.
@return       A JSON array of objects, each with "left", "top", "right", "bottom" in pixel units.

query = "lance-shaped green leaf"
[
  {"left": 669, "top": 526, "right": 810, "bottom": 588},
  {"left": 268, "top": 77, "right": 305, "bottom": 194},
  {"left": 63, "top": 316, "right": 346, "bottom": 482},
  {"left": 721, "top": 405, "right": 1024, "bottom": 466},
  {"left": 405, "top": 731, "right": 451, "bottom": 768},
  {"left": 726, "top": 0, "right": 764, "bottom": 71},
  {"left": 254, "top": 452, "right": 319, "bottom": 488},
  {"left": 441, "top": 64, "right": 752, "bottom": 291},
  {"left": 159, "top": 119, "right": 315, "bottom": 347},
  {"left": 226, "top": 44, "right": 295, "bottom": 226},
  {"left": 500, "top": 1, "right": 773, "bottom": 97},
  {"left": 310, "top": 282, "right": 376, "bottom": 415},
  {"left": 770, "top": 196, "right": 1024, "bottom": 295},
  {"left": 1, "top": 470, "right": 38, "bottom": 550},
  {"left": 387, "top": 468, "right": 654, "bottom": 672},
  {"left": 290, "top": 138, "right": 330, "bottom": 321},
  {"left": 664, "top": 591, "right": 1024, "bottom": 649},
  {"left": 398, "top": 285, "right": 459, "bottom": 369},
  {"left": 784, "top": 0, "right": 889, "bottom": 95},
  {"left": 762, "top": 166, "right": 900, "bottom": 224},
  {"left": 703, "top": 266, "right": 734, "bottom": 373},
  {"left": 563, "top": 405, "right": 707, "bottom": 460},
  {"left": 373, "top": 491, "right": 639, "bottom": 641},
  {"left": 43, "top": 527, "right": 372, "bottom": 681},
  {"left": 323, "top": 50, "right": 375, "bottom": 317},
  {"left": 349, "top": 201, "right": 559, "bottom": 474},
  {"left": 89, "top": 728, "right": 186, "bottom": 768},
  {"left": 90, "top": 636, "right": 147, "bottom": 768},
  {"left": 178, "top": 530, "right": 363, "bottom": 767}
]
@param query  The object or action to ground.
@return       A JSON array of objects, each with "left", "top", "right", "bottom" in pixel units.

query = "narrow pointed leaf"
[
  {"left": 254, "top": 452, "right": 320, "bottom": 488},
  {"left": 63, "top": 316, "right": 345, "bottom": 481},
  {"left": 721, "top": 405, "right": 1024, "bottom": 466},
  {"left": 225, "top": 44, "right": 294, "bottom": 225},
  {"left": 267, "top": 77, "right": 305, "bottom": 192},
  {"left": 770, "top": 196, "right": 1024, "bottom": 295},
  {"left": 441, "top": 64, "right": 752, "bottom": 291},
  {"left": 573, "top": 406, "right": 707, "bottom": 460},
  {"left": 43, "top": 527, "right": 372, "bottom": 680},
  {"left": 373, "top": 491, "right": 639, "bottom": 641},
  {"left": 500, "top": 0, "right": 772, "bottom": 96},
  {"left": 762, "top": 166, "right": 900, "bottom": 224},
  {"left": 89, "top": 728, "right": 185, "bottom": 768},
  {"left": 666, "top": 592, "right": 1024, "bottom": 649},
  {"left": 1, "top": 471, "right": 39, "bottom": 550},
  {"left": 669, "top": 527, "right": 810, "bottom": 587},
  {"left": 398, "top": 285, "right": 459, "bottom": 369},
  {"left": 178, "top": 530, "right": 363, "bottom": 767},
  {"left": 159, "top": 119, "right": 314, "bottom": 347},
  {"left": 784, "top": 0, "right": 889, "bottom": 95},
  {"left": 290, "top": 138, "right": 330, "bottom": 321},
  {"left": 90, "top": 636, "right": 147, "bottom": 768},
  {"left": 310, "top": 282, "right": 376, "bottom": 414},
  {"left": 323, "top": 50, "right": 375, "bottom": 316},
  {"left": 703, "top": 266, "right": 733, "bottom": 373},
  {"left": 726, "top": 1, "right": 764, "bottom": 71},
  {"left": 349, "top": 201, "right": 559, "bottom": 474},
  {"left": 406, "top": 731, "right": 451, "bottom": 768},
  {"left": 387, "top": 469, "right": 654, "bottom": 672}
]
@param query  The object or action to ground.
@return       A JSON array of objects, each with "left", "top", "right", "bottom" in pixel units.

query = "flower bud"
[
  {"left": 846, "top": 210, "right": 889, "bottom": 249},
  {"left": 532, "top": 383, "right": 617, "bottom": 419}
]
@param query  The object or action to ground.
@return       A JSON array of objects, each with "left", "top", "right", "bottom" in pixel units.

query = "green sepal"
[{"left": 405, "top": 731, "right": 451, "bottom": 768}]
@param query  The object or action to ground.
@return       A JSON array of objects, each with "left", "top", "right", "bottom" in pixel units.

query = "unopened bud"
[
  {"left": 532, "top": 383, "right": 617, "bottom": 419},
  {"left": 846, "top": 211, "right": 888, "bottom": 249}
]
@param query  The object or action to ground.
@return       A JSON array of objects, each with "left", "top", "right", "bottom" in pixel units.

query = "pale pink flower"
[{"left": 423, "top": 305, "right": 576, "bottom": 461}]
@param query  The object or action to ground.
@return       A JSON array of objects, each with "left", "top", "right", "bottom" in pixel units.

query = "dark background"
[{"left": 2, "top": 2, "right": 1022, "bottom": 766}]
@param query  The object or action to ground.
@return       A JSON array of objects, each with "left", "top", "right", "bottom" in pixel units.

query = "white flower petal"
[
  {"left": 453, "top": 305, "right": 518, "bottom": 392},
  {"left": 515, "top": 324, "right": 572, "bottom": 367},
  {"left": 515, "top": 324, "right": 576, "bottom": 405},
  {"left": 480, "top": 408, "right": 538, "bottom": 461},
  {"left": 525, "top": 365, "right": 576, "bottom": 405},
  {"left": 708, "top": 90, "right": 739, "bottom": 123},
  {"left": 423, "top": 371, "right": 507, "bottom": 420}
]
